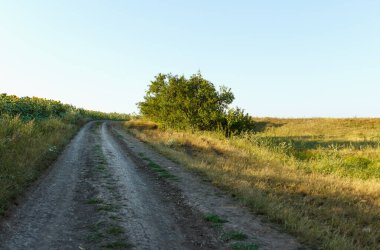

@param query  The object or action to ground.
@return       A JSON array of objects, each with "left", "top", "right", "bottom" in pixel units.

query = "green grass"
[
  {"left": 140, "top": 156, "right": 178, "bottom": 180},
  {"left": 147, "top": 161, "right": 176, "bottom": 179},
  {"left": 0, "top": 93, "right": 129, "bottom": 217},
  {"left": 86, "top": 197, "right": 105, "bottom": 205},
  {"left": 102, "top": 240, "right": 131, "bottom": 249},
  {"left": 204, "top": 214, "right": 228, "bottom": 224},
  {"left": 0, "top": 115, "right": 82, "bottom": 215},
  {"left": 106, "top": 225, "right": 125, "bottom": 236},
  {"left": 221, "top": 231, "right": 248, "bottom": 241},
  {"left": 245, "top": 118, "right": 380, "bottom": 179},
  {"left": 124, "top": 118, "right": 380, "bottom": 250},
  {"left": 94, "top": 144, "right": 109, "bottom": 174},
  {"left": 87, "top": 140, "right": 130, "bottom": 249},
  {"left": 87, "top": 222, "right": 130, "bottom": 248},
  {"left": 231, "top": 242, "right": 258, "bottom": 250}
]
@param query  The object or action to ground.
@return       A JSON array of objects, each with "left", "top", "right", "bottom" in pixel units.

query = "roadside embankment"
[{"left": 0, "top": 93, "right": 129, "bottom": 216}]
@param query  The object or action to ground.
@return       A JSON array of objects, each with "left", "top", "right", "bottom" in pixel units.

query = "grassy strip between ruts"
[
  {"left": 85, "top": 136, "right": 131, "bottom": 249},
  {"left": 137, "top": 152, "right": 178, "bottom": 181},
  {"left": 203, "top": 213, "right": 256, "bottom": 249},
  {"left": 123, "top": 119, "right": 380, "bottom": 250}
]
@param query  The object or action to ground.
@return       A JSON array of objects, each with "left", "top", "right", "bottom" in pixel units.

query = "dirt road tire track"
[
  {"left": 100, "top": 122, "right": 224, "bottom": 249},
  {"left": 0, "top": 121, "right": 224, "bottom": 249},
  {"left": 111, "top": 122, "right": 303, "bottom": 250},
  {"left": 0, "top": 121, "right": 303, "bottom": 250}
]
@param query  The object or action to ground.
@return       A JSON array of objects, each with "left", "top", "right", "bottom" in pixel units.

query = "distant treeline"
[{"left": 0, "top": 93, "right": 130, "bottom": 121}]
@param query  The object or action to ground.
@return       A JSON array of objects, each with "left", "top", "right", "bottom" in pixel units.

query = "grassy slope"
[
  {"left": 0, "top": 116, "right": 84, "bottom": 215},
  {"left": 0, "top": 93, "right": 130, "bottom": 216},
  {"left": 123, "top": 118, "right": 380, "bottom": 250}
]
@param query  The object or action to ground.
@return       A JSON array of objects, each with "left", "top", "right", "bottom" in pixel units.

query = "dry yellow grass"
[
  {"left": 252, "top": 117, "right": 380, "bottom": 141},
  {"left": 123, "top": 118, "right": 380, "bottom": 250}
]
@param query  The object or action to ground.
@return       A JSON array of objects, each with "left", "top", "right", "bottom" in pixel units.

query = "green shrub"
[{"left": 138, "top": 72, "right": 253, "bottom": 134}]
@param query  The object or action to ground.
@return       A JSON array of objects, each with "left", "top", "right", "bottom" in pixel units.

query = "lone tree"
[{"left": 138, "top": 72, "right": 252, "bottom": 134}]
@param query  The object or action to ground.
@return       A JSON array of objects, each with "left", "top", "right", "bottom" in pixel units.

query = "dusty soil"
[{"left": 0, "top": 121, "right": 303, "bottom": 250}]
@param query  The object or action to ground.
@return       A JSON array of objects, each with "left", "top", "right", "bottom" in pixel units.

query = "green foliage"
[
  {"left": 138, "top": 73, "right": 253, "bottom": 134},
  {"left": 0, "top": 93, "right": 130, "bottom": 121},
  {"left": 0, "top": 93, "right": 129, "bottom": 216},
  {"left": 221, "top": 231, "right": 248, "bottom": 241},
  {"left": 204, "top": 214, "right": 228, "bottom": 224},
  {"left": 0, "top": 115, "right": 79, "bottom": 214},
  {"left": 0, "top": 93, "right": 73, "bottom": 119},
  {"left": 224, "top": 107, "right": 253, "bottom": 137},
  {"left": 144, "top": 157, "right": 178, "bottom": 180},
  {"left": 231, "top": 243, "right": 258, "bottom": 250}
]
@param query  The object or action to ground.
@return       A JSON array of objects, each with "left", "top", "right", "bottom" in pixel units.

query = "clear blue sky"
[{"left": 1, "top": 1, "right": 379, "bottom": 117}]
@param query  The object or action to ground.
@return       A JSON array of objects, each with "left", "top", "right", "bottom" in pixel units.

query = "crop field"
[{"left": 124, "top": 118, "right": 380, "bottom": 250}]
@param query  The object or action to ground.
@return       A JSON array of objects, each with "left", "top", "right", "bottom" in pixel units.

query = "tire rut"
[
  {"left": 0, "top": 120, "right": 301, "bottom": 249},
  {"left": 100, "top": 122, "right": 224, "bottom": 250},
  {"left": 111, "top": 122, "right": 304, "bottom": 250},
  {"left": 0, "top": 121, "right": 225, "bottom": 250}
]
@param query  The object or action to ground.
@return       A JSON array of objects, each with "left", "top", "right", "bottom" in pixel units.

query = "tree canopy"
[{"left": 138, "top": 73, "right": 252, "bottom": 134}]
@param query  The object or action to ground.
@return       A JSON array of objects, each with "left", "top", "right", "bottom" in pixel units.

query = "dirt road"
[{"left": 0, "top": 121, "right": 302, "bottom": 250}]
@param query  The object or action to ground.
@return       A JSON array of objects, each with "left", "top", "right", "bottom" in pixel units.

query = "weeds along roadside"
[
  {"left": 123, "top": 119, "right": 380, "bottom": 250},
  {"left": 0, "top": 93, "right": 130, "bottom": 216},
  {"left": 0, "top": 115, "right": 83, "bottom": 215}
]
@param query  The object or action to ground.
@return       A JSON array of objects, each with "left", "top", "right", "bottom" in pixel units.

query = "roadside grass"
[
  {"left": 0, "top": 115, "right": 82, "bottom": 215},
  {"left": 123, "top": 118, "right": 380, "bottom": 250},
  {"left": 204, "top": 214, "right": 228, "bottom": 224},
  {"left": 231, "top": 242, "right": 258, "bottom": 250},
  {"left": 102, "top": 240, "right": 132, "bottom": 249},
  {"left": 86, "top": 197, "right": 105, "bottom": 205},
  {"left": 221, "top": 231, "right": 248, "bottom": 242},
  {"left": 0, "top": 93, "right": 129, "bottom": 217},
  {"left": 138, "top": 153, "right": 178, "bottom": 181},
  {"left": 204, "top": 214, "right": 253, "bottom": 246}
]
